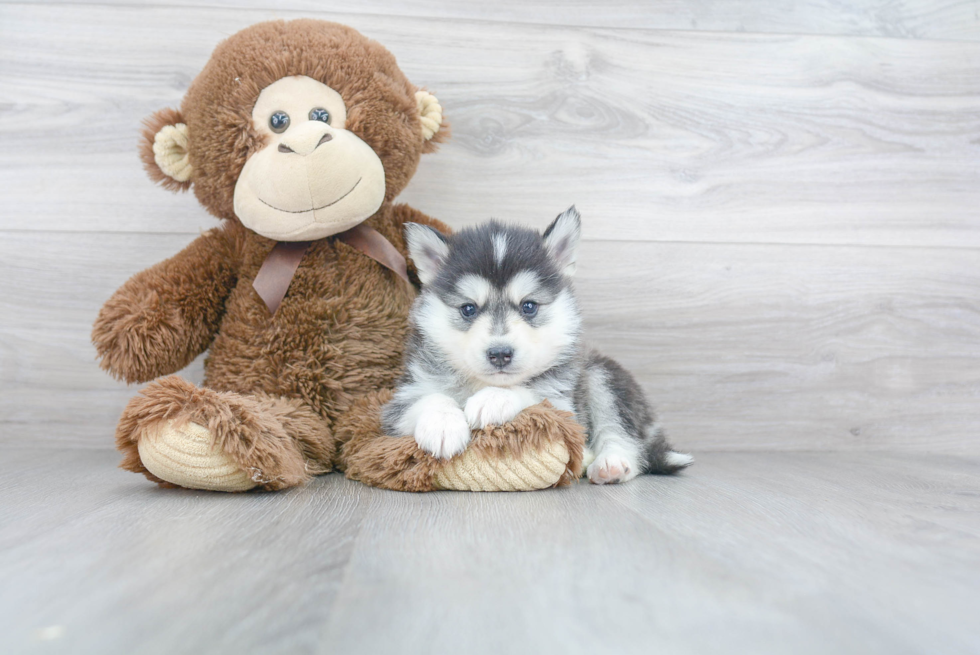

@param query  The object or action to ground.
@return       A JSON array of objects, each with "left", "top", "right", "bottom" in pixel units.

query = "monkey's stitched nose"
[
  {"left": 278, "top": 134, "right": 330, "bottom": 154},
  {"left": 278, "top": 124, "right": 334, "bottom": 156}
]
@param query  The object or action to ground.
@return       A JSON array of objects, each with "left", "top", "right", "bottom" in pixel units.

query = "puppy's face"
[{"left": 406, "top": 207, "right": 583, "bottom": 387}]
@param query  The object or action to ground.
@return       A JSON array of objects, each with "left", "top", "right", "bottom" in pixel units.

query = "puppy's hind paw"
[{"left": 587, "top": 452, "right": 639, "bottom": 485}]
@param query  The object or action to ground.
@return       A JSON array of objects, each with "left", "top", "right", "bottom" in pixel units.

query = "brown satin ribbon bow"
[{"left": 252, "top": 223, "right": 410, "bottom": 314}]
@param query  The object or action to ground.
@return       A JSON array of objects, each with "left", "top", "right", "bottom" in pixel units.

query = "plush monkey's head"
[{"left": 141, "top": 20, "right": 447, "bottom": 241}]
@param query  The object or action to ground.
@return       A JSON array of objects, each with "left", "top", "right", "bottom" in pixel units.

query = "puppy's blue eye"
[
  {"left": 309, "top": 107, "right": 330, "bottom": 123},
  {"left": 460, "top": 303, "right": 477, "bottom": 318},
  {"left": 270, "top": 111, "right": 290, "bottom": 133},
  {"left": 521, "top": 301, "right": 538, "bottom": 317}
]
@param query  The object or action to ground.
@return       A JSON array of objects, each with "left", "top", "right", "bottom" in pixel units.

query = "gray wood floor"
[{"left": 1, "top": 448, "right": 978, "bottom": 655}]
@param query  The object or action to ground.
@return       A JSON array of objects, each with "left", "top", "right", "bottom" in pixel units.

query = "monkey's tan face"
[{"left": 233, "top": 75, "right": 387, "bottom": 241}]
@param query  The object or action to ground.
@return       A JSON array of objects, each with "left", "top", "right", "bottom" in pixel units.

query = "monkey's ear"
[
  {"left": 415, "top": 90, "right": 450, "bottom": 154},
  {"left": 139, "top": 108, "right": 193, "bottom": 192},
  {"left": 405, "top": 222, "right": 449, "bottom": 286}
]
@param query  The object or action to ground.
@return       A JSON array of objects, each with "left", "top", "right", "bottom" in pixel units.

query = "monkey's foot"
[
  {"left": 116, "top": 376, "right": 332, "bottom": 492},
  {"left": 138, "top": 420, "right": 257, "bottom": 492},
  {"left": 338, "top": 392, "right": 586, "bottom": 492}
]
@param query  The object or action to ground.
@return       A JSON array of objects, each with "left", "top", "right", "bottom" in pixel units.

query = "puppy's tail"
[{"left": 643, "top": 423, "right": 693, "bottom": 474}]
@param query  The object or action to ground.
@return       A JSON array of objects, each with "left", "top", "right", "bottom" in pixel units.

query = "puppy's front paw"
[
  {"left": 464, "top": 387, "right": 528, "bottom": 429},
  {"left": 414, "top": 404, "right": 471, "bottom": 459},
  {"left": 587, "top": 452, "right": 639, "bottom": 485}
]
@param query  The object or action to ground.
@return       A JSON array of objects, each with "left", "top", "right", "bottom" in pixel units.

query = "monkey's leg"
[
  {"left": 334, "top": 390, "right": 585, "bottom": 492},
  {"left": 116, "top": 376, "right": 335, "bottom": 491}
]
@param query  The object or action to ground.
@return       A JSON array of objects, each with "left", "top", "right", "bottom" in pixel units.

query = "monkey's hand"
[{"left": 92, "top": 227, "right": 239, "bottom": 383}]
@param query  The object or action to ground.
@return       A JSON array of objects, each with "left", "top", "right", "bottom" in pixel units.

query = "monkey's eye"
[
  {"left": 309, "top": 107, "right": 331, "bottom": 124},
  {"left": 269, "top": 111, "right": 290, "bottom": 133},
  {"left": 521, "top": 301, "right": 538, "bottom": 317},
  {"left": 460, "top": 303, "right": 478, "bottom": 318}
]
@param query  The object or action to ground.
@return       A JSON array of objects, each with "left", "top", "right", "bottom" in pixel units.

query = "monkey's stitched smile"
[{"left": 258, "top": 177, "right": 362, "bottom": 214}]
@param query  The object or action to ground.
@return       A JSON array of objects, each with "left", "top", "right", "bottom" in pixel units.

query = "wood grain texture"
[
  {"left": 1, "top": 4, "right": 980, "bottom": 247},
  {"left": 1, "top": 449, "right": 978, "bottom": 654},
  {"left": 8, "top": 0, "right": 980, "bottom": 41},
  {"left": 3, "top": 232, "right": 978, "bottom": 453},
  {"left": 1, "top": 3, "right": 978, "bottom": 453},
  {"left": 0, "top": 449, "right": 369, "bottom": 655}
]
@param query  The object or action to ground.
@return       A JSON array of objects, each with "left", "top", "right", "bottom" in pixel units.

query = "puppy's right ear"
[
  {"left": 404, "top": 223, "right": 449, "bottom": 286},
  {"left": 543, "top": 205, "right": 582, "bottom": 277},
  {"left": 139, "top": 108, "right": 193, "bottom": 192}
]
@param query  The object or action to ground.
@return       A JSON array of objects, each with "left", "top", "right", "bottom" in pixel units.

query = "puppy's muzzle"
[{"left": 487, "top": 346, "right": 513, "bottom": 369}]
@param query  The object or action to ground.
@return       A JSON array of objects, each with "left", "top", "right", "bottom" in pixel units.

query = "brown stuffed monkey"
[{"left": 92, "top": 20, "right": 583, "bottom": 492}]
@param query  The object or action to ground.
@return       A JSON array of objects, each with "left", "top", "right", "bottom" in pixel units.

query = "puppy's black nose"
[{"left": 487, "top": 346, "right": 513, "bottom": 369}]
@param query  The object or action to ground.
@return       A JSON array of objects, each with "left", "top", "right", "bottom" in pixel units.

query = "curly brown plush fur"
[
  {"left": 337, "top": 393, "right": 584, "bottom": 491},
  {"left": 116, "top": 375, "right": 328, "bottom": 491},
  {"left": 94, "top": 19, "right": 581, "bottom": 492}
]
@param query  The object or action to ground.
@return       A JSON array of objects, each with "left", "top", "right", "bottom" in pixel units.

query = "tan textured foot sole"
[
  {"left": 138, "top": 420, "right": 257, "bottom": 492},
  {"left": 432, "top": 438, "right": 571, "bottom": 491}
]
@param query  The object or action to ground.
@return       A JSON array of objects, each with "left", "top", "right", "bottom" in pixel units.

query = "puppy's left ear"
[
  {"left": 543, "top": 206, "right": 582, "bottom": 277},
  {"left": 405, "top": 223, "right": 450, "bottom": 286}
]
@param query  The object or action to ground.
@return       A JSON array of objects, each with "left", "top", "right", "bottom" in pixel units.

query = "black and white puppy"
[{"left": 382, "top": 207, "right": 692, "bottom": 484}]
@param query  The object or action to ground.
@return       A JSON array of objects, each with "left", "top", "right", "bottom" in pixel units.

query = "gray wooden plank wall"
[{"left": 1, "top": 2, "right": 979, "bottom": 454}]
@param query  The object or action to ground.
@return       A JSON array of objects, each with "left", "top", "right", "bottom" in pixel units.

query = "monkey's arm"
[
  {"left": 390, "top": 204, "right": 452, "bottom": 236},
  {"left": 92, "top": 226, "right": 241, "bottom": 384}
]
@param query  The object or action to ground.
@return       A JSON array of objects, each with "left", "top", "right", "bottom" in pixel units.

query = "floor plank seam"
[
  {"left": 5, "top": 227, "right": 980, "bottom": 253},
  {"left": 316, "top": 485, "right": 373, "bottom": 635}
]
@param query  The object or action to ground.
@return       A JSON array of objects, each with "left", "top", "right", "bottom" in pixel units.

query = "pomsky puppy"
[{"left": 382, "top": 207, "right": 692, "bottom": 484}]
